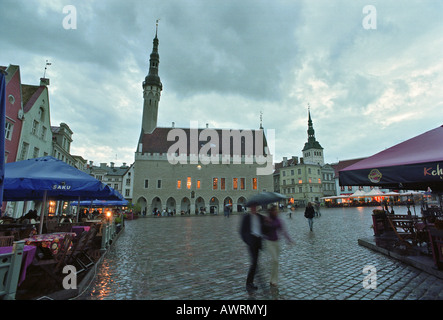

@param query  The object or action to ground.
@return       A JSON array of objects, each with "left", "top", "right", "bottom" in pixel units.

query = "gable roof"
[
  {"left": 138, "top": 127, "right": 269, "bottom": 157},
  {"left": 21, "top": 84, "right": 46, "bottom": 112}
]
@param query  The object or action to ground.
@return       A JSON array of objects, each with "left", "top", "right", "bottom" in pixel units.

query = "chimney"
[
  {"left": 283, "top": 157, "right": 288, "bottom": 167},
  {"left": 40, "top": 78, "right": 50, "bottom": 86}
]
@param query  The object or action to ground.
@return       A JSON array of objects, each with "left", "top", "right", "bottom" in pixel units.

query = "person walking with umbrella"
[
  {"left": 240, "top": 204, "right": 265, "bottom": 291},
  {"left": 240, "top": 192, "right": 288, "bottom": 291},
  {"left": 304, "top": 202, "right": 315, "bottom": 231}
]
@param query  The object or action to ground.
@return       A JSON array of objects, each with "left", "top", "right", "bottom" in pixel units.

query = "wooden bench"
[{"left": 387, "top": 215, "right": 419, "bottom": 248}]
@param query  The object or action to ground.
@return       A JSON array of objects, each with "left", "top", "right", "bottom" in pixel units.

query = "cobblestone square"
[{"left": 78, "top": 207, "right": 443, "bottom": 300}]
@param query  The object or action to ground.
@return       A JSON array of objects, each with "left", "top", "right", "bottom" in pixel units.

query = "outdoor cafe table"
[
  {"left": 71, "top": 225, "right": 90, "bottom": 237},
  {"left": 22, "top": 232, "right": 76, "bottom": 256},
  {"left": 0, "top": 245, "right": 36, "bottom": 286}
]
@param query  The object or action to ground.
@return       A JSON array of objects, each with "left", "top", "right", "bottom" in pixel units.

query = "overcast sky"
[{"left": 1, "top": 0, "right": 442, "bottom": 167}]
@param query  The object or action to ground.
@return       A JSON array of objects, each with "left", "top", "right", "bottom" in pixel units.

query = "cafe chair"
[{"left": 0, "top": 236, "right": 14, "bottom": 247}]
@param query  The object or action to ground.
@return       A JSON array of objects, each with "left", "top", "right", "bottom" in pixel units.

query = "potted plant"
[{"left": 114, "top": 216, "right": 123, "bottom": 233}]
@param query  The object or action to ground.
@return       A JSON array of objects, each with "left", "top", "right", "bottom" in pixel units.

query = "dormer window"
[{"left": 38, "top": 107, "right": 45, "bottom": 121}]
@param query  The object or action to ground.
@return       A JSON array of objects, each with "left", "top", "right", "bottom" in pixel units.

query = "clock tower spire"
[{"left": 141, "top": 20, "right": 163, "bottom": 134}]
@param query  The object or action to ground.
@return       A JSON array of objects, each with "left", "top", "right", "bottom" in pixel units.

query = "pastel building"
[{"left": 1, "top": 65, "right": 24, "bottom": 163}]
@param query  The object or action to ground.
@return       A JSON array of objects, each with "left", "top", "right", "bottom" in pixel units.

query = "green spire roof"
[{"left": 302, "top": 110, "right": 323, "bottom": 151}]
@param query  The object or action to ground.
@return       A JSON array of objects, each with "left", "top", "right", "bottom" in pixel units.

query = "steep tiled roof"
[
  {"left": 21, "top": 84, "right": 45, "bottom": 112},
  {"left": 138, "top": 127, "right": 269, "bottom": 156}
]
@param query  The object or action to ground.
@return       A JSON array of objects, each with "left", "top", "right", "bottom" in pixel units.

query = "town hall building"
[{"left": 132, "top": 27, "right": 274, "bottom": 215}]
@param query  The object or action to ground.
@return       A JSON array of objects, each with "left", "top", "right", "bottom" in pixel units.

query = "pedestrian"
[
  {"left": 314, "top": 201, "right": 321, "bottom": 217},
  {"left": 304, "top": 202, "right": 315, "bottom": 231},
  {"left": 240, "top": 204, "right": 265, "bottom": 291},
  {"left": 224, "top": 205, "right": 230, "bottom": 218},
  {"left": 263, "top": 205, "right": 294, "bottom": 287}
]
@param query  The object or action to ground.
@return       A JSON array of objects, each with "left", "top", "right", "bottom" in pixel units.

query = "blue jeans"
[{"left": 307, "top": 218, "right": 314, "bottom": 230}]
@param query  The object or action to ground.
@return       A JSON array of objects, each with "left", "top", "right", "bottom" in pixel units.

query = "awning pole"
[
  {"left": 76, "top": 196, "right": 80, "bottom": 223},
  {"left": 39, "top": 190, "right": 48, "bottom": 234}
]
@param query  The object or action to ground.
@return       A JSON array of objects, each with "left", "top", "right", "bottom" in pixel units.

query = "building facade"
[
  {"left": 2, "top": 65, "right": 24, "bottom": 164},
  {"left": 133, "top": 29, "right": 273, "bottom": 215},
  {"left": 51, "top": 122, "right": 76, "bottom": 167},
  {"left": 84, "top": 161, "right": 131, "bottom": 200},
  {"left": 16, "top": 77, "right": 52, "bottom": 161},
  {"left": 2, "top": 65, "right": 86, "bottom": 218},
  {"left": 274, "top": 111, "right": 336, "bottom": 206}
]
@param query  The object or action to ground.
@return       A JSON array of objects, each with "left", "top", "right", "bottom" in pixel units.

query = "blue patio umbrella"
[
  {"left": 3, "top": 156, "right": 121, "bottom": 201},
  {"left": 4, "top": 156, "right": 123, "bottom": 233},
  {"left": 70, "top": 199, "right": 129, "bottom": 207}
]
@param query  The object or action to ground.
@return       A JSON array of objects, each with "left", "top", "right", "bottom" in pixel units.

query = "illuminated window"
[
  {"left": 221, "top": 178, "right": 225, "bottom": 190},
  {"left": 233, "top": 178, "right": 238, "bottom": 190},
  {"left": 213, "top": 178, "right": 218, "bottom": 190},
  {"left": 318, "top": 178, "right": 321, "bottom": 184},
  {"left": 241, "top": 178, "right": 245, "bottom": 190},
  {"left": 298, "top": 179, "right": 303, "bottom": 184},
  {"left": 197, "top": 180, "right": 201, "bottom": 189},
  {"left": 177, "top": 180, "right": 181, "bottom": 189},
  {"left": 252, "top": 178, "right": 257, "bottom": 190},
  {"left": 187, "top": 177, "right": 191, "bottom": 189}
]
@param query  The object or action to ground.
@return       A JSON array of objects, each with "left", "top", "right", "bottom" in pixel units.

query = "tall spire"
[
  {"left": 302, "top": 105, "right": 322, "bottom": 152},
  {"left": 302, "top": 105, "right": 324, "bottom": 165},
  {"left": 143, "top": 20, "right": 162, "bottom": 91},
  {"left": 141, "top": 21, "right": 163, "bottom": 135}
]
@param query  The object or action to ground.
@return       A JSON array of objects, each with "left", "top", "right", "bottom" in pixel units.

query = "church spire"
[
  {"left": 307, "top": 104, "right": 316, "bottom": 143},
  {"left": 141, "top": 21, "right": 163, "bottom": 134},
  {"left": 302, "top": 105, "right": 324, "bottom": 165}
]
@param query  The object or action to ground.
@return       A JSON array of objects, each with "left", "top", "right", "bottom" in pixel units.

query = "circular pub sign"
[{"left": 368, "top": 169, "right": 382, "bottom": 183}]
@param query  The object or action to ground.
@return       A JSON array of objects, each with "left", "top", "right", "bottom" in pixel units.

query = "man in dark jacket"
[
  {"left": 240, "top": 205, "right": 265, "bottom": 291},
  {"left": 304, "top": 202, "right": 315, "bottom": 231}
]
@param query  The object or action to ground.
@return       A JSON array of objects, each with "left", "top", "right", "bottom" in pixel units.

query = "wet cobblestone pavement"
[{"left": 77, "top": 207, "right": 443, "bottom": 300}]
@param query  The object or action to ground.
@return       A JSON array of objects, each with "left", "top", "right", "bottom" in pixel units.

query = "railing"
[
  {"left": 0, "top": 241, "right": 25, "bottom": 300},
  {"left": 100, "top": 216, "right": 124, "bottom": 251}
]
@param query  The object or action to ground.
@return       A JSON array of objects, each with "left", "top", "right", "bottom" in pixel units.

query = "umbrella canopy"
[
  {"left": 71, "top": 199, "right": 129, "bottom": 207},
  {"left": 246, "top": 192, "right": 287, "bottom": 207},
  {"left": 3, "top": 156, "right": 122, "bottom": 201},
  {"left": 349, "top": 189, "right": 366, "bottom": 198},
  {"left": 339, "top": 125, "right": 443, "bottom": 191}
]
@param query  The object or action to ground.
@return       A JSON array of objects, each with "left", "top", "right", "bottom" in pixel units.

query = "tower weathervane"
[
  {"left": 260, "top": 111, "right": 263, "bottom": 129},
  {"left": 156, "top": 19, "right": 160, "bottom": 37},
  {"left": 43, "top": 60, "right": 51, "bottom": 78}
]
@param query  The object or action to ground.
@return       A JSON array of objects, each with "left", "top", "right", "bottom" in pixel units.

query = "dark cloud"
[{"left": 1, "top": 0, "right": 443, "bottom": 165}]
